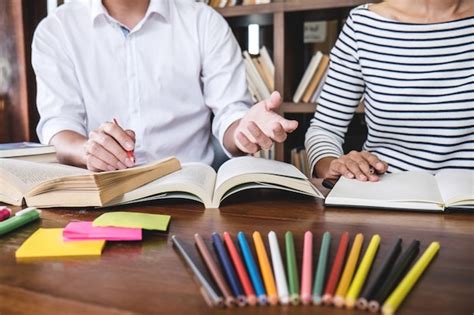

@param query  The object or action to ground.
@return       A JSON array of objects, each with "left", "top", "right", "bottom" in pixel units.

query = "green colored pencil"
[
  {"left": 285, "top": 231, "right": 300, "bottom": 305},
  {"left": 312, "top": 231, "right": 331, "bottom": 305}
]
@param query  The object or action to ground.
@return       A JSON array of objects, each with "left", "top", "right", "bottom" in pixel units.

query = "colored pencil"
[
  {"left": 253, "top": 231, "right": 278, "bottom": 305},
  {"left": 194, "top": 233, "right": 235, "bottom": 307},
  {"left": 312, "top": 231, "right": 331, "bottom": 305},
  {"left": 357, "top": 238, "right": 402, "bottom": 310},
  {"left": 237, "top": 232, "right": 267, "bottom": 305},
  {"left": 322, "top": 232, "right": 349, "bottom": 305},
  {"left": 382, "top": 242, "right": 440, "bottom": 315},
  {"left": 368, "top": 240, "right": 420, "bottom": 313},
  {"left": 171, "top": 235, "right": 224, "bottom": 307},
  {"left": 223, "top": 232, "right": 257, "bottom": 306},
  {"left": 285, "top": 231, "right": 300, "bottom": 305},
  {"left": 212, "top": 233, "right": 246, "bottom": 306},
  {"left": 333, "top": 233, "right": 364, "bottom": 308},
  {"left": 268, "top": 231, "right": 290, "bottom": 305},
  {"left": 300, "top": 231, "right": 313, "bottom": 304},
  {"left": 345, "top": 234, "right": 381, "bottom": 309}
]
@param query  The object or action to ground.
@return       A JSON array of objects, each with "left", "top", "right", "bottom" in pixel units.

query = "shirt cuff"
[
  {"left": 38, "top": 119, "right": 88, "bottom": 145},
  {"left": 216, "top": 110, "right": 248, "bottom": 158}
]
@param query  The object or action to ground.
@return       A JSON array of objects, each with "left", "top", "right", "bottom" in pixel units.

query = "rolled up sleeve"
[
  {"left": 32, "top": 17, "right": 87, "bottom": 144},
  {"left": 199, "top": 6, "right": 252, "bottom": 157}
]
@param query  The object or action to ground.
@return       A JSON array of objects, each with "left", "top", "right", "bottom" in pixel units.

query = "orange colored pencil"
[
  {"left": 253, "top": 231, "right": 278, "bottom": 305},
  {"left": 333, "top": 233, "right": 364, "bottom": 308}
]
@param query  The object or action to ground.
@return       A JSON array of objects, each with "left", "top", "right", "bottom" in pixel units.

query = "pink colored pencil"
[{"left": 301, "top": 231, "right": 313, "bottom": 304}]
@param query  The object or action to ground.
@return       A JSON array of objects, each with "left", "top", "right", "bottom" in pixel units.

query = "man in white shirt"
[{"left": 33, "top": 0, "right": 297, "bottom": 171}]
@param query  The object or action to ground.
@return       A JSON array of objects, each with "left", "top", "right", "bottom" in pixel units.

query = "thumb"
[{"left": 265, "top": 91, "right": 282, "bottom": 111}]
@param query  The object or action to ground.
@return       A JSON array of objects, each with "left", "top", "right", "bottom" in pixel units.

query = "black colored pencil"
[
  {"left": 356, "top": 238, "right": 402, "bottom": 310},
  {"left": 368, "top": 240, "right": 420, "bottom": 313}
]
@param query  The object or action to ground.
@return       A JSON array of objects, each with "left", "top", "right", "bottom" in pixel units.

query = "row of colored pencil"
[{"left": 171, "top": 231, "right": 440, "bottom": 314}]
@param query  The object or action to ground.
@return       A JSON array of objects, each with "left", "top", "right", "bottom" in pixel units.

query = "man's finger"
[
  {"left": 270, "top": 122, "right": 287, "bottom": 143},
  {"left": 85, "top": 141, "right": 123, "bottom": 170},
  {"left": 90, "top": 132, "right": 130, "bottom": 166},
  {"left": 86, "top": 154, "right": 114, "bottom": 172},
  {"left": 265, "top": 91, "right": 282, "bottom": 111},
  {"left": 100, "top": 122, "right": 135, "bottom": 151},
  {"left": 125, "top": 129, "right": 136, "bottom": 141},
  {"left": 236, "top": 131, "right": 259, "bottom": 154},
  {"left": 248, "top": 122, "right": 272, "bottom": 150}
]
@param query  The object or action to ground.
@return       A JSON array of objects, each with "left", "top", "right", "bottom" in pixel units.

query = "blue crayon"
[
  {"left": 237, "top": 231, "right": 267, "bottom": 305},
  {"left": 212, "top": 233, "right": 247, "bottom": 306}
]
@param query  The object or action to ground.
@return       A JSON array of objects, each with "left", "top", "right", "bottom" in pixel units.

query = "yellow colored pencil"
[
  {"left": 345, "top": 234, "right": 381, "bottom": 309},
  {"left": 382, "top": 242, "right": 440, "bottom": 315},
  {"left": 253, "top": 231, "right": 278, "bottom": 305},
  {"left": 333, "top": 233, "right": 364, "bottom": 308}
]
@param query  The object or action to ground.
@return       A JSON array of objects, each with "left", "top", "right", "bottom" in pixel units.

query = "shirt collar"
[{"left": 89, "top": 0, "right": 170, "bottom": 25}]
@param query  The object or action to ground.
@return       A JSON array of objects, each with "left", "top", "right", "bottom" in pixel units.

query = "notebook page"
[
  {"left": 328, "top": 172, "right": 443, "bottom": 204},
  {"left": 435, "top": 170, "right": 474, "bottom": 206}
]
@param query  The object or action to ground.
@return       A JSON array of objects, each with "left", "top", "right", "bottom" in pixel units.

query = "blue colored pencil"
[
  {"left": 212, "top": 232, "right": 247, "bottom": 306},
  {"left": 237, "top": 231, "right": 267, "bottom": 305}
]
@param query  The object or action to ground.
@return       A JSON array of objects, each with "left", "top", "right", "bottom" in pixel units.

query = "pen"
[
  {"left": 0, "top": 208, "right": 41, "bottom": 236},
  {"left": 113, "top": 118, "right": 135, "bottom": 163}
]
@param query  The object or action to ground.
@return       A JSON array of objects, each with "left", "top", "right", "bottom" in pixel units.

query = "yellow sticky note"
[
  {"left": 93, "top": 212, "right": 171, "bottom": 231},
  {"left": 16, "top": 228, "right": 105, "bottom": 258}
]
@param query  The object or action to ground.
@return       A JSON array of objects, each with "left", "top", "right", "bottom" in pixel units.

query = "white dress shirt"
[{"left": 33, "top": 0, "right": 252, "bottom": 165}]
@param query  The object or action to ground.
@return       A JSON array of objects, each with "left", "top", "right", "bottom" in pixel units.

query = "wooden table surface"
[{"left": 1, "top": 188, "right": 473, "bottom": 315}]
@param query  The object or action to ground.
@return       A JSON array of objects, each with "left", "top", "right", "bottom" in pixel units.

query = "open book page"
[
  {"left": 213, "top": 156, "right": 321, "bottom": 207},
  {"left": 326, "top": 172, "right": 445, "bottom": 210},
  {"left": 436, "top": 170, "right": 474, "bottom": 207},
  {"left": 108, "top": 163, "right": 216, "bottom": 207},
  {"left": 0, "top": 158, "right": 90, "bottom": 193}
]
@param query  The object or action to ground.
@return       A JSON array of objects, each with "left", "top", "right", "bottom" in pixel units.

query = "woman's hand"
[{"left": 316, "top": 151, "right": 388, "bottom": 182}]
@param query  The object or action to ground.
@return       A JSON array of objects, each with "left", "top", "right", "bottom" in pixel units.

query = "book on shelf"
[
  {"left": 0, "top": 157, "right": 181, "bottom": 208},
  {"left": 293, "top": 51, "right": 323, "bottom": 103},
  {"left": 243, "top": 47, "right": 274, "bottom": 103},
  {"left": 0, "top": 142, "right": 56, "bottom": 163},
  {"left": 109, "top": 156, "right": 323, "bottom": 209},
  {"left": 325, "top": 170, "right": 474, "bottom": 211},
  {"left": 310, "top": 70, "right": 328, "bottom": 103},
  {"left": 302, "top": 54, "right": 329, "bottom": 103},
  {"left": 290, "top": 147, "right": 311, "bottom": 179},
  {"left": 201, "top": 0, "right": 271, "bottom": 8}
]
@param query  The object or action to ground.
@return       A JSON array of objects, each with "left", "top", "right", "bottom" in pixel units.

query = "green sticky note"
[{"left": 92, "top": 212, "right": 171, "bottom": 231}]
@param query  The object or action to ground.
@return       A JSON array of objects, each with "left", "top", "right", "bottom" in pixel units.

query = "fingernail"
[
  {"left": 359, "top": 175, "right": 367, "bottom": 181},
  {"left": 347, "top": 173, "right": 354, "bottom": 178},
  {"left": 125, "top": 142, "right": 134, "bottom": 150},
  {"left": 376, "top": 162, "right": 384, "bottom": 169},
  {"left": 125, "top": 158, "right": 134, "bottom": 167}
]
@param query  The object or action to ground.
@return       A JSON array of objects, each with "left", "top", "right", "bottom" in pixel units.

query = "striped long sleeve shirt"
[{"left": 305, "top": 4, "right": 474, "bottom": 173}]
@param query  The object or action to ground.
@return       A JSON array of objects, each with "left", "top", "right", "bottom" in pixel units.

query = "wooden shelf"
[
  {"left": 217, "top": 0, "right": 369, "bottom": 17},
  {"left": 281, "top": 102, "right": 316, "bottom": 114}
]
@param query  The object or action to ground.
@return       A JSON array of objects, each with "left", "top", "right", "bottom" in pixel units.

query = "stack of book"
[
  {"left": 199, "top": 0, "right": 271, "bottom": 8},
  {"left": 290, "top": 147, "right": 311, "bottom": 178},
  {"left": 293, "top": 51, "right": 330, "bottom": 104},
  {"left": 0, "top": 142, "right": 56, "bottom": 163},
  {"left": 243, "top": 46, "right": 274, "bottom": 103}
]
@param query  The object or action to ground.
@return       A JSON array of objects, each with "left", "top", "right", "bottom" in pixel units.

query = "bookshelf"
[{"left": 216, "top": 0, "right": 374, "bottom": 162}]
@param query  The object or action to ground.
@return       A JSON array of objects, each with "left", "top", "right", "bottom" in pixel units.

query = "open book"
[
  {"left": 0, "top": 157, "right": 181, "bottom": 207},
  {"left": 325, "top": 170, "right": 474, "bottom": 211},
  {"left": 107, "top": 156, "right": 323, "bottom": 208}
]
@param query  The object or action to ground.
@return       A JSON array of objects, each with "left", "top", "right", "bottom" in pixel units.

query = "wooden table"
[{"left": 1, "top": 189, "right": 473, "bottom": 315}]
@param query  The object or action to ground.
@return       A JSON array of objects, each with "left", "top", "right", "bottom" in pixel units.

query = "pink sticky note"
[{"left": 63, "top": 221, "right": 142, "bottom": 241}]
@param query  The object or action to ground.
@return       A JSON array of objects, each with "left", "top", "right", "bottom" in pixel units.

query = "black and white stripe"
[{"left": 305, "top": 4, "right": 474, "bottom": 173}]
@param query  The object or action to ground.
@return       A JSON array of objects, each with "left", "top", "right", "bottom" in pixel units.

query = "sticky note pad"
[
  {"left": 16, "top": 228, "right": 105, "bottom": 258},
  {"left": 63, "top": 221, "right": 142, "bottom": 241},
  {"left": 93, "top": 212, "right": 171, "bottom": 231}
]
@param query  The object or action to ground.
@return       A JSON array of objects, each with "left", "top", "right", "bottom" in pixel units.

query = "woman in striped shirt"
[{"left": 305, "top": 0, "right": 473, "bottom": 182}]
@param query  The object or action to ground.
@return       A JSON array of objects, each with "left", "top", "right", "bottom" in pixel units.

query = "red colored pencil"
[
  {"left": 223, "top": 232, "right": 257, "bottom": 306},
  {"left": 322, "top": 232, "right": 350, "bottom": 305}
]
